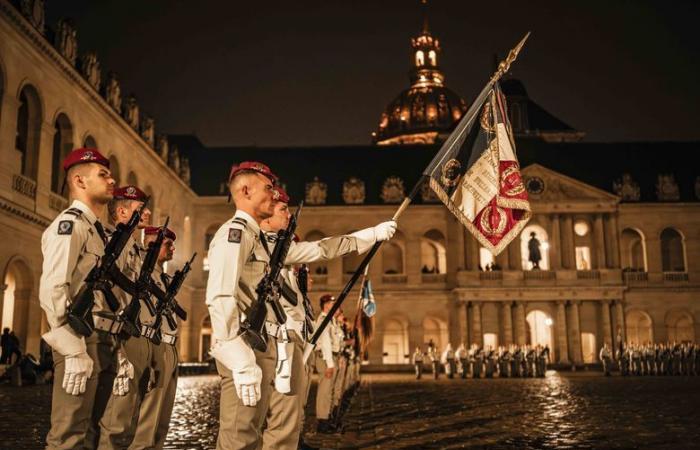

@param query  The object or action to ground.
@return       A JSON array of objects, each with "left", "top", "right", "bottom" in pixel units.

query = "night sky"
[{"left": 47, "top": 0, "right": 700, "bottom": 147}]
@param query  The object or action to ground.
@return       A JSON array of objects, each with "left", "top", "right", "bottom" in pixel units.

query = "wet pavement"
[{"left": 1, "top": 371, "right": 700, "bottom": 449}]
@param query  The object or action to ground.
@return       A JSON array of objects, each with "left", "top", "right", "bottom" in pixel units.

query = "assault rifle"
[
  {"left": 297, "top": 264, "right": 315, "bottom": 338},
  {"left": 67, "top": 204, "right": 146, "bottom": 337},
  {"left": 148, "top": 253, "right": 194, "bottom": 345},
  {"left": 240, "top": 202, "right": 303, "bottom": 352},
  {"left": 117, "top": 218, "right": 168, "bottom": 339}
]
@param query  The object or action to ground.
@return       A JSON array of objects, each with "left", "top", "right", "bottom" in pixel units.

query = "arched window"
[
  {"left": 660, "top": 228, "right": 685, "bottom": 272},
  {"left": 666, "top": 310, "right": 695, "bottom": 343},
  {"left": 126, "top": 170, "right": 138, "bottom": 187},
  {"left": 143, "top": 185, "right": 155, "bottom": 225},
  {"left": 415, "top": 50, "right": 424, "bottom": 66},
  {"left": 626, "top": 310, "right": 653, "bottom": 345},
  {"left": 304, "top": 230, "right": 328, "bottom": 275},
  {"left": 2, "top": 257, "right": 35, "bottom": 355},
  {"left": 421, "top": 229, "right": 446, "bottom": 273},
  {"left": 422, "top": 316, "right": 448, "bottom": 350},
  {"left": 202, "top": 224, "right": 220, "bottom": 272},
  {"left": 83, "top": 135, "right": 97, "bottom": 148},
  {"left": 382, "top": 318, "right": 409, "bottom": 364},
  {"left": 479, "top": 247, "right": 495, "bottom": 270},
  {"left": 382, "top": 242, "right": 404, "bottom": 274},
  {"left": 521, "top": 224, "right": 550, "bottom": 270},
  {"left": 107, "top": 154, "right": 121, "bottom": 186},
  {"left": 620, "top": 228, "right": 646, "bottom": 271},
  {"left": 15, "top": 85, "right": 43, "bottom": 180},
  {"left": 525, "top": 310, "right": 553, "bottom": 349},
  {"left": 573, "top": 219, "right": 592, "bottom": 270},
  {"left": 51, "top": 113, "right": 74, "bottom": 193},
  {"left": 428, "top": 50, "right": 437, "bottom": 66}
]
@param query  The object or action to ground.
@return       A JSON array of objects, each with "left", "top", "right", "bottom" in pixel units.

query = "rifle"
[
  {"left": 297, "top": 264, "right": 315, "bottom": 338},
  {"left": 239, "top": 202, "right": 303, "bottom": 352},
  {"left": 117, "top": 217, "right": 168, "bottom": 339},
  {"left": 148, "top": 253, "right": 195, "bottom": 345},
  {"left": 67, "top": 204, "right": 145, "bottom": 337}
]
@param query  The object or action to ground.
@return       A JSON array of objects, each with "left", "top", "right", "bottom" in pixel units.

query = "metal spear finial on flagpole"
[{"left": 490, "top": 32, "right": 530, "bottom": 84}]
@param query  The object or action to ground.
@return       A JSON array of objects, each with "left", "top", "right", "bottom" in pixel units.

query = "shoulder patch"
[
  {"left": 57, "top": 220, "right": 74, "bottom": 235},
  {"left": 232, "top": 218, "right": 247, "bottom": 227},
  {"left": 228, "top": 228, "right": 242, "bottom": 243}
]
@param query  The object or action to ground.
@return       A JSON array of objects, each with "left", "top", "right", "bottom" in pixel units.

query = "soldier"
[
  {"left": 498, "top": 346, "right": 510, "bottom": 378},
  {"left": 524, "top": 345, "right": 534, "bottom": 378},
  {"left": 473, "top": 346, "right": 483, "bottom": 379},
  {"left": 412, "top": 347, "right": 424, "bottom": 379},
  {"left": 455, "top": 344, "right": 468, "bottom": 379},
  {"left": 660, "top": 344, "right": 671, "bottom": 376},
  {"left": 39, "top": 148, "right": 118, "bottom": 449},
  {"left": 511, "top": 345, "right": 522, "bottom": 377},
  {"left": 671, "top": 342, "right": 681, "bottom": 375},
  {"left": 539, "top": 345, "right": 550, "bottom": 377},
  {"left": 616, "top": 342, "right": 629, "bottom": 376},
  {"left": 484, "top": 346, "right": 496, "bottom": 378},
  {"left": 314, "top": 295, "right": 338, "bottom": 434},
  {"left": 131, "top": 226, "right": 180, "bottom": 449},
  {"left": 599, "top": 343, "right": 612, "bottom": 376},
  {"left": 428, "top": 343, "right": 439, "bottom": 379},
  {"left": 441, "top": 343, "right": 456, "bottom": 379},
  {"left": 97, "top": 185, "right": 155, "bottom": 449},
  {"left": 329, "top": 309, "right": 346, "bottom": 424}
]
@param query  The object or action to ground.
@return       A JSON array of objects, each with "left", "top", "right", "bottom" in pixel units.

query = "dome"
[{"left": 374, "top": 85, "right": 466, "bottom": 145}]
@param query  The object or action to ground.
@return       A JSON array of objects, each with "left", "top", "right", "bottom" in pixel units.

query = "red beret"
[
  {"left": 228, "top": 161, "right": 278, "bottom": 184},
  {"left": 113, "top": 185, "right": 148, "bottom": 201},
  {"left": 62, "top": 148, "right": 110, "bottom": 172},
  {"left": 144, "top": 226, "right": 176, "bottom": 241},
  {"left": 273, "top": 186, "right": 290, "bottom": 203}
]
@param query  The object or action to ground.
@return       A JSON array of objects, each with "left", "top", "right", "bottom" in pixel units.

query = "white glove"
[
  {"left": 210, "top": 336, "right": 262, "bottom": 406},
  {"left": 275, "top": 330, "right": 292, "bottom": 394},
  {"left": 373, "top": 220, "right": 397, "bottom": 242},
  {"left": 112, "top": 349, "right": 134, "bottom": 396},
  {"left": 350, "top": 220, "right": 398, "bottom": 253},
  {"left": 63, "top": 352, "right": 93, "bottom": 396}
]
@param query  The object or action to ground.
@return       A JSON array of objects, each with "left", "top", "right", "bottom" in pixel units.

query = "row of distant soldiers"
[
  {"left": 599, "top": 342, "right": 700, "bottom": 376},
  {"left": 413, "top": 343, "right": 550, "bottom": 379}
]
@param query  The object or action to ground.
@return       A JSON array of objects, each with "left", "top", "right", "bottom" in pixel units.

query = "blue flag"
[{"left": 361, "top": 279, "right": 376, "bottom": 317}]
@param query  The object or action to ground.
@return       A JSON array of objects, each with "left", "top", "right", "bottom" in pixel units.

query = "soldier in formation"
[
  {"left": 39, "top": 148, "right": 193, "bottom": 449},
  {"left": 615, "top": 342, "right": 699, "bottom": 377},
  {"left": 412, "top": 347, "right": 424, "bottom": 379}
]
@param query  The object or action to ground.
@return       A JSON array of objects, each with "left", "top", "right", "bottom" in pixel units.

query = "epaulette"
[
  {"left": 63, "top": 207, "right": 83, "bottom": 218},
  {"left": 232, "top": 217, "right": 247, "bottom": 228}
]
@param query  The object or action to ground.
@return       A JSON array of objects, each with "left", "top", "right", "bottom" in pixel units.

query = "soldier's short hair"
[
  {"left": 319, "top": 294, "right": 335, "bottom": 309},
  {"left": 107, "top": 198, "right": 136, "bottom": 223}
]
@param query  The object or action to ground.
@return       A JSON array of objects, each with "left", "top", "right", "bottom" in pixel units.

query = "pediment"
[{"left": 521, "top": 163, "right": 618, "bottom": 203}]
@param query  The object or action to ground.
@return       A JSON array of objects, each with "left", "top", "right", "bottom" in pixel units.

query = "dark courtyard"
[{"left": 2, "top": 372, "right": 700, "bottom": 449}]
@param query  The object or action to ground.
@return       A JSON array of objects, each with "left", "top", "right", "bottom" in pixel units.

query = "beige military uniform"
[
  {"left": 99, "top": 236, "right": 162, "bottom": 449},
  {"left": 330, "top": 318, "right": 346, "bottom": 412},
  {"left": 39, "top": 200, "right": 120, "bottom": 450},
  {"left": 314, "top": 312, "right": 337, "bottom": 421},
  {"left": 131, "top": 264, "right": 180, "bottom": 450}
]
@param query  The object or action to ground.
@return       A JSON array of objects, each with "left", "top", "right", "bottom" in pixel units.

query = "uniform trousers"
[
  {"left": 331, "top": 355, "right": 346, "bottom": 409},
  {"left": 216, "top": 336, "right": 278, "bottom": 450},
  {"left": 46, "top": 331, "right": 118, "bottom": 450},
  {"left": 314, "top": 355, "right": 337, "bottom": 420},
  {"left": 131, "top": 341, "right": 178, "bottom": 449},
  {"left": 261, "top": 331, "right": 306, "bottom": 450},
  {"left": 98, "top": 335, "right": 160, "bottom": 449}
]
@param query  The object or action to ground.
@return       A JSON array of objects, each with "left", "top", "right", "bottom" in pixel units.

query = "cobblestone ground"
[{"left": 2, "top": 371, "right": 700, "bottom": 449}]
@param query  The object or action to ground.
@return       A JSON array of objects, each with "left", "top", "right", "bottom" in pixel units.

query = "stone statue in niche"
[
  {"left": 420, "top": 179, "right": 440, "bottom": 203},
  {"left": 55, "top": 18, "right": 78, "bottom": 65},
  {"left": 613, "top": 173, "right": 640, "bottom": 202},
  {"left": 305, "top": 177, "right": 327, "bottom": 205},
  {"left": 180, "top": 157, "right": 191, "bottom": 186},
  {"left": 81, "top": 51, "right": 101, "bottom": 90},
  {"left": 169, "top": 146, "right": 181, "bottom": 174},
  {"left": 156, "top": 134, "right": 169, "bottom": 161},
  {"left": 528, "top": 232, "right": 542, "bottom": 270},
  {"left": 20, "top": 0, "right": 45, "bottom": 34},
  {"left": 103, "top": 72, "right": 122, "bottom": 113},
  {"left": 656, "top": 174, "right": 679, "bottom": 201},
  {"left": 381, "top": 176, "right": 405, "bottom": 203},
  {"left": 342, "top": 177, "right": 365, "bottom": 204},
  {"left": 141, "top": 116, "right": 155, "bottom": 147},
  {"left": 123, "top": 95, "right": 140, "bottom": 131}
]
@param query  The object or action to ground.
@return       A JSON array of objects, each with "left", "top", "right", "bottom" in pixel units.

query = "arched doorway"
[
  {"left": 382, "top": 242, "right": 404, "bottom": 274},
  {"left": 422, "top": 316, "right": 448, "bottom": 350},
  {"left": 16, "top": 84, "right": 43, "bottom": 181},
  {"left": 660, "top": 228, "right": 686, "bottom": 272},
  {"left": 382, "top": 318, "right": 408, "bottom": 364},
  {"left": 50, "top": 113, "right": 74, "bottom": 194},
  {"left": 626, "top": 310, "right": 653, "bottom": 344},
  {"left": 83, "top": 134, "right": 98, "bottom": 148},
  {"left": 620, "top": 228, "right": 646, "bottom": 271},
  {"left": 1, "top": 257, "right": 36, "bottom": 355},
  {"left": 525, "top": 309, "right": 553, "bottom": 348},
  {"left": 665, "top": 310, "right": 694, "bottom": 343},
  {"left": 520, "top": 224, "right": 550, "bottom": 270},
  {"left": 580, "top": 332, "right": 596, "bottom": 363},
  {"left": 421, "top": 229, "right": 446, "bottom": 274},
  {"left": 108, "top": 154, "right": 121, "bottom": 186},
  {"left": 199, "top": 315, "right": 212, "bottom": 361}
]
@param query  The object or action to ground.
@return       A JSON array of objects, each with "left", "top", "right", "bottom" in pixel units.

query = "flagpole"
[{"left": 302, "top": 33, "right": 531, "bottom": 364}]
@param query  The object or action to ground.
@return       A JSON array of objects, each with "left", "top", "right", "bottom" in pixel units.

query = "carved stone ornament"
[
  {"left": 123, "top": 95, "right": 140, "bottom": 130},
  {"left": 169, "top": 145, "right": 181, "bottom": 174},
  {"left": 420, "top": 178, "right": 440, "bottom": 203},
  {"left": 656, "top": 174, "right": 680, "bottom": 202},
  {"left": 381, "top": 176, "right": 405, "bottom": 204},
  {"left": 81, "top": 51, "right": 101, "bottom": 90},
  {"left": 141, "top": 117, "right": 155, "bottom": 147},
  {"left": 612, "top": 173, "right": 640, "bottom": 202},
  {"left": 525, "top": 176, "right": 545, "bottom": 195},
  {"left": 180, "top": 157, "right": 191, "bottom": 186},
  {"left": 342, "top": 177, "right": 365, "bottom": 204},
  {"left": 305, "top": 177, "right": 327, "bottom": 205},
  {"left": 20, "top": 0, "right": 45, "bottom": 33},
  {"left": 54, "top": 18, "right": 78, "bottom": 65},
  {"left": 156, "top": 134, "right": 169, "bottom": 161},
  {"left": 104, "top": 72, "right": 122, "bottom": 113}
]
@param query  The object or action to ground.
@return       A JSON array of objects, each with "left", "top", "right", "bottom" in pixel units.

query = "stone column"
[
  {"left": 593, "top": 214, "right": 607, "bottom": 269},
  {"left": 614, "top": 300, "right": 626, "bottom": 344},
  {"left": 466, "top": 232, "right": 479, "bottom": 271},
  {"left": 0, "top": 95, "right": 20, "bottom": 185},
  {"left": 501, "top": 302, "right": 513, "bottom": 345},
  {"left": 561, "top": 215, "right": 576, "bottom": 269},
  {"left": 496, "top": 248, "right": 509, "bottom": 270},
  {"left": 513, "top": 301, "right": 527, "bottom": 345},
  {"left": 556, "top": 301, "right": 570, "bottom": 364},
  {"left": 406, "top": 239, "right": 422, "bottom": 284},
  {"left": 567, "top": 301, "right": 583, "bottom": 364},
  {"left": 179, "top": 324, "right": 192, "bottom": 361},
  {"left": 457, "top": 302, "right": 468, "bottom": 345},
  {"left": 606, "top": 214, "right": 620, "bottom": 268},
  {"left": 508, "top": 239, "right": 522, "bottom": 271},
  {"left": 550, "top": 213, "right": 562, "bottom": 270},
  {"left": 600, "top": 300, "right": 613, "bottom": 348},
  {"left": 470, "top": 301, "right": 483, "bottom": 346}
]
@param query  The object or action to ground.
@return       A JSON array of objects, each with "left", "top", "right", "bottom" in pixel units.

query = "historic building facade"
[{"left": 1, "top": 1, "right": 698, "bottom": 367}]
